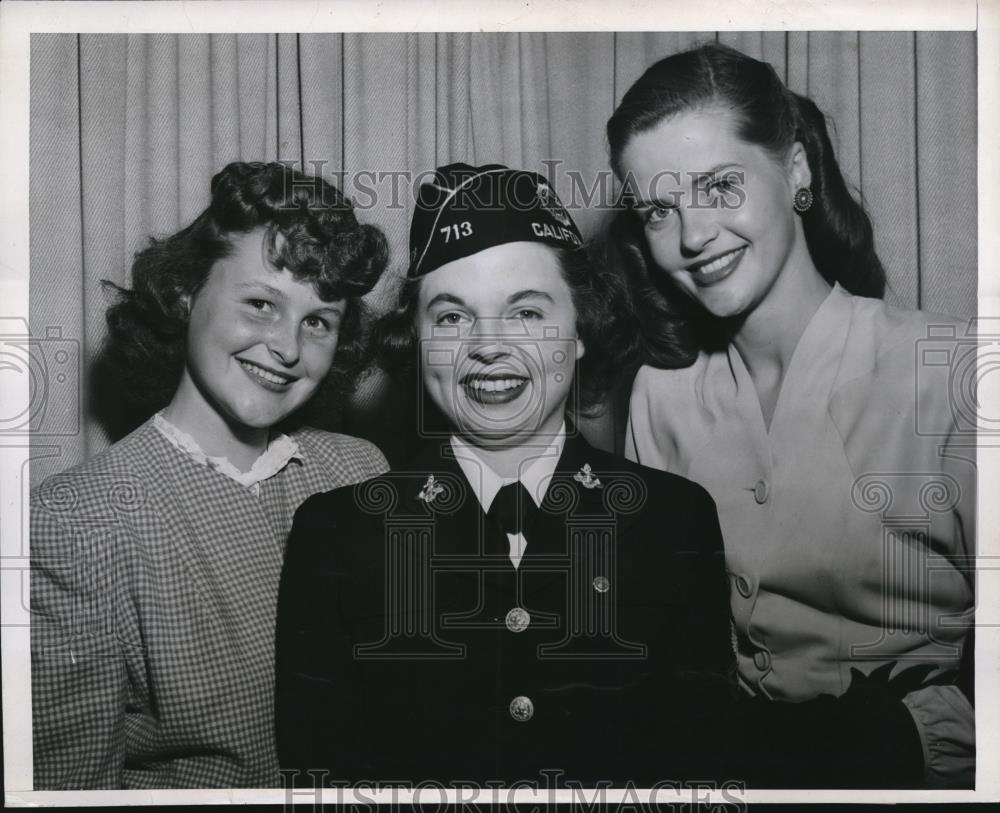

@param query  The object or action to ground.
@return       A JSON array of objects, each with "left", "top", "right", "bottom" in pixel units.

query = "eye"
[
  {"left": 512, "top": 308, "right": 543, "bottom": 321},
  {"left": 246, "top": 298, "right": 274, "bottom": 312},
  {"left": 435, "top": 311, "right": 470, "bottom": 326},
  {"left": 642, "top": 203, "right": 676, "bottom": 226},
  {"left": 706, "top": 171, "right": 743, "bottom": 202},
  {"left": 302, "top": 315, "right": 332, "bottom": 334}
]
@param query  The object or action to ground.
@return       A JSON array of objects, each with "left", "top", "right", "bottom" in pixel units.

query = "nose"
[
  {"left": 468, "top": 344, "right": 510, "bottom": 365},
  {"left": 466, "top": 316, "right": 516, "bottom": 365},
  {"left": 266, "top": 319, "right": 301, "bottom": 366},
  {"left": 679, "top": 206, "right": 720, "bottom": 257}
]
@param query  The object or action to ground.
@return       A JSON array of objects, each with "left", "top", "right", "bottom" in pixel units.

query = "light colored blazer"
[
  {"left": 30, "top": 419, "right": 387, "bottom": 789},
  {"left": 626, "top": 284, "right": 975, "bottom": 787}
]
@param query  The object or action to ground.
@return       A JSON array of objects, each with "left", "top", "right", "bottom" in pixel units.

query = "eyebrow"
[
  {"left": 630, "top": 163, "right": 743, "bottom": 208},
  {"left": 508, "top": 289, "right": 555, "bottom": 305},
  {"left": 691, "top": 162, "right": 744, "bottom": 181},
  {"left": 425, "top": 289, "right": 555, "bottom": 310},
  {"left": 425, "top": 293, "right": 467, "bottom": 310},
  {"left": 238, "top": 281, "right": 286, "bottom": 298}
]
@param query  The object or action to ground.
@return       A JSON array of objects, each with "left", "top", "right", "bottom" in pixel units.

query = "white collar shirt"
[{"left": 450, "top": 425, "right": 567, "bottom": 568}]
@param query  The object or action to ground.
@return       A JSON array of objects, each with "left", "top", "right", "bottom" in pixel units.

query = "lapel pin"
[
  {"left": 417, "top": 474, "right": 445, "bottom": 504},
  {"left": 573, "top": 463, "right": 603, "bottom": 490}
]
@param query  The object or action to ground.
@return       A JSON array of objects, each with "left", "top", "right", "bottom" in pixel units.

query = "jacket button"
[
  {"left": 505, "top": 606, "right": 530, "bottom": 633},
  {"left": 753, "top": 479, "right": 769, "bottom": 504},
  {"left": 735, "top": 574, "right": 754, "bottom": 598},
  {"left": 509, "top": 695, "right": 534, "bottom": 722},
  {"left": 593, "top": 576, "right": 610, "bottom": 593},
  {"left": 753, "top": 650, "right": 771, "bottom": 671}
]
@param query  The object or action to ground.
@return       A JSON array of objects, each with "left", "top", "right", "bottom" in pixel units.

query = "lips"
[
  {"left": 688, "top": 246, "right": 747, "bottom": 287},
  {"left": 238, "top": 359, "right": 296, "bottom": 391},
  {"left": 461, "top": 372, "right": 529, "bottom": 405}
]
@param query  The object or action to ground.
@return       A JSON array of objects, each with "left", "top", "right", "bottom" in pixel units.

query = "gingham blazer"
[{"left": 30, "top": 419, "right": 388, "bottom": 789}]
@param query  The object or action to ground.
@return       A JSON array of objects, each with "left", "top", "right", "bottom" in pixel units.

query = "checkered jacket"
[{"left": 30, "top": 419, "right": 388, "bottom": 789}]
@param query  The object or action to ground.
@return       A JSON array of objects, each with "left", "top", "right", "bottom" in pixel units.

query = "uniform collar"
[
  {"left": 449, "top": 423, "right": 567, "bottom": 513},
  {"left": 153, "top": 411, "right": 302, "bottom": 489}
]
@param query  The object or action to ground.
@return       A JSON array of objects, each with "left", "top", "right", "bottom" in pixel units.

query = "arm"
[
  {"left": 275, "top": 493, "right": 360, "bottom": 786},
  {"left": 30, "top": 501, "right": 131, "bottom": 789}
]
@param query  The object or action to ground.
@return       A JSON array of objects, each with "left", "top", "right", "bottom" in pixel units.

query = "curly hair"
[
  {"left": 605, "top": 43, "right": 887, "bottom": 368},
  {"left": 91, "top": 161, "right": 389, "bottom": 439},
  {"left": 373, "top": 243, "right": 638, "bottom": 419}
]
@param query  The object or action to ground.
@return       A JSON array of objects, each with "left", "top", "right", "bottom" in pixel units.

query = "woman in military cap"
[{"left": 274, "top": 163, "right": 737, "bottom": 787}]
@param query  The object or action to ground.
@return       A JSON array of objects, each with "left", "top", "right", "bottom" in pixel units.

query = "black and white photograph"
[{"left": 1, "top": 0, "right": 997, "bottom": 807}]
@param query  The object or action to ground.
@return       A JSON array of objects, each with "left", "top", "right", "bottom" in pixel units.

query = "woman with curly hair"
[
  {"left": 606, "top": 44, "right": 975, "bottom": 787},
  {"left": 273, "top": 163, "right": 737, "bottom": 786},
  {"left": 30, "top": 161, "right": 390, "bottom": 789}
]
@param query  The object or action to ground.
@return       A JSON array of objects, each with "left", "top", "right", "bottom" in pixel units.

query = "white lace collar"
[{"left": 153, "top": 411, "right": 302, "bottom": 490}]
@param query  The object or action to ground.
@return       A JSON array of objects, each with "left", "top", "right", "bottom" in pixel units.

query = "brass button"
[
  {"left": 735, "top": 574, "right": 753, "bottom": 598},
  {"left": 593, "top": 576, "right": 610, "bottom": 593},
  {"left": 509, "top": 695, "right": 534, "bottom": 722},
  {"left": 505, "top": 606, "right": 530, "bottom": 633},
  {"left": 753, "top": 479, "right": 769, "bottom": 504},
  {"left": 753, "top": 650, "right": 771, "bottom": 671}
]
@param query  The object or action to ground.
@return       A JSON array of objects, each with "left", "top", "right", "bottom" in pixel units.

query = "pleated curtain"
[{"left": 29, "top": 31, "right": 977, "bottom": 480}]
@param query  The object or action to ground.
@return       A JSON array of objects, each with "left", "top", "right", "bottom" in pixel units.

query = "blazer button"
[
  {"left": 753, "top": 649, "right": 771, "bottom": 671},
  {"left": 593, "top": 576, "right": 610, "bottom": 593},
  {"left": 509, "top": 695, "right": 534, "bottom": 722},
  {"left": 753, "top": 479, "right": 769, "bottom": 504},
  {"left": 735, "top": 574, "right": 754, "bottom": 598},
  {"left": 505, "top": 606, "right": 531, "bottom": 633}
]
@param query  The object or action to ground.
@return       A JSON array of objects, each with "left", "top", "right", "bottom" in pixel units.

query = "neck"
[
  {"left": 457, "top": 417, "right": 566, "bottom": 480},
  {"left": 162, "top": 371, "right": 269, "bottom": 472},
  {"left": 729, "top": 245, "right": 831, "bottom": 380}
]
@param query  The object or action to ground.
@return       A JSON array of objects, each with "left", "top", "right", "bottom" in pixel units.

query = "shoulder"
[
  {"left": 290, "top": 427, "right": 389, "bottom": 483},
  {"left": 31, "top": 421, "right": 167, "bottom": 514},
  {"left": 836, "top": 293, "right": 967, "bottom": 401},
  {"left": 845, "top": 292, "right": 965, "bottom": 356},
  {"left": 630, "top": 354, "right": 715, "bottom": 400},
  {"left": 626, "top": 356, "right": 722, "bottom": 469},
  {"left": 29, "top": 423, "right": 176, "bottom": 565},
  {"left": 584, "top": 443, "right": 719, "bottom": 516}
]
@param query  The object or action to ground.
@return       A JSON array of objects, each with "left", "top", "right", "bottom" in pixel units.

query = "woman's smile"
[
  {"left": 237, "top": 358, "right": 298, "bottom": 391},
  {"left": 688, "top": 246, "right": 748, "bottom": 287},
  {"left": 461, "top": 371, "right": 531, "bottom": 404}
]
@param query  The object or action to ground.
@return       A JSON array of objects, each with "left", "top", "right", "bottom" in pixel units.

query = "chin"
[{"left": 694, "top": 287, "right": 754, "bottom": 320}]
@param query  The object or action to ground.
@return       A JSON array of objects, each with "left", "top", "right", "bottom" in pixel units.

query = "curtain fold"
[{"left": 29, "top": 31, "right": 978, "bottom": 480}]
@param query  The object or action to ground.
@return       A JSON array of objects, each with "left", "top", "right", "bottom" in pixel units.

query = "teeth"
[
  {"left": 467, "top": 378, "right": 526, "bottom": 391},
  {"left": 240, "top": 360, "right": 291, "bottom": 385},
  {"left": 696, "top": 247, "right": 743, "bottom": 274}
]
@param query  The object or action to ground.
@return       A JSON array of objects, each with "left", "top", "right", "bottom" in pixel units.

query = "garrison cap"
[{"left": 408, "top": 163, "right": 583, "bottom": 278}]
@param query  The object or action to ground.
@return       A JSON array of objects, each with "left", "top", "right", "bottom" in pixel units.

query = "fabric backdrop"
[{"left": 29, "top": 31, "right": 978, "bottom": 482}]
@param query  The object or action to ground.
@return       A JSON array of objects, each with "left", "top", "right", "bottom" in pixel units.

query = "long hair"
[
  {"left": 91, "top": 161, "right": 389, "bottom": 438},
  {"left": 606, "top": 43, "right": 886, "bottom": 368}
]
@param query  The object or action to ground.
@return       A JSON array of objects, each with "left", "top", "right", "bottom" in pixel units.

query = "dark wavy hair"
[
  {"left": 373, "top": 244, "right": 638, "bottom": 419},
  {"left": 91, "top": 161, "right": 389, "bottom": 439},
  {"left": 606, "top": 42, "right": 887, "bottom": 368}
]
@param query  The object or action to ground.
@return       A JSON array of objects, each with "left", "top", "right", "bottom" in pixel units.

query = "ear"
[
  {"left": 787, "top": 141, "right": 812, "bottom": 192},
  {"left": 575, "top": 336, "right": 586, "bottom": 361},
  {"left": 180, "top": 292, "right": 193, "bottom": 316}
]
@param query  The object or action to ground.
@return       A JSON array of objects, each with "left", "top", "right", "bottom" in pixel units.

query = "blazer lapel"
[{"left": 518, "top": 432, "right": 610, "bottom": 606}]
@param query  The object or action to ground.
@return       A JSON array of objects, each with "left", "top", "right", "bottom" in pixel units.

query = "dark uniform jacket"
[{"left": 275, "top": 433, "right": 739, "bottom": 787}]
